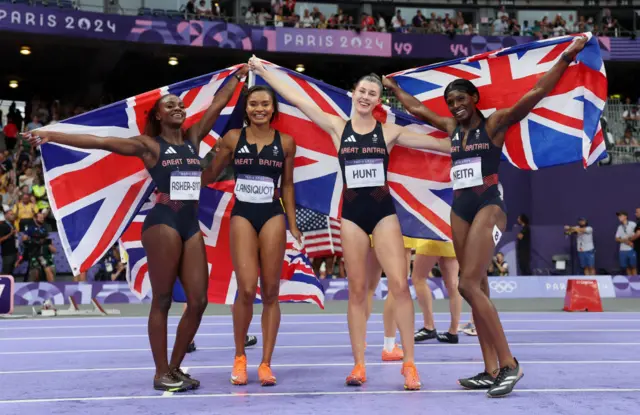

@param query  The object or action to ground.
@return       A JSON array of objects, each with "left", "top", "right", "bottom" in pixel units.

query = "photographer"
[
  {"left": 488, "top": 252, "right": 509, "bottom": 276},
  {"left": 22, "top": 212, "right": 56, "bottom": 282},
  {"left": 565, "top": 217, "right": 595, "bottom": 275}
]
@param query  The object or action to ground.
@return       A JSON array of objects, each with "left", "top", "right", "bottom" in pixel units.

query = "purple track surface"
[{"left": 1, "top": 311, "right": 640, "bottom": 415}]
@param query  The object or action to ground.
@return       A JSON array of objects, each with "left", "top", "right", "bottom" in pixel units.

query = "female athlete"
[
  {"left": 383, "top": 36, "right": 587, "bottom": 397},
  {"left": 27, "top": 64, "right": 249, "bottom": 392},
  {"left": 202, "top": 84, "right": 300, "bottom": 386},
  {"left": 249, "top": 55, "right": 450, "bottom": 390}
]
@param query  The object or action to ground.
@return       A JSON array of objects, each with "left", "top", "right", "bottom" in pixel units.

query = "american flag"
[
  {"left": 39, "top": 65, "right": 246, "bottom": 275},
  {"left": 386, "top": 33, "right": 608, "bottom": 169},
  {"left": 255, "top": 61, "right": 454, "bottom": 241},
  {"left": 296, "top": 206, "right": 342, "bottom": 258}
]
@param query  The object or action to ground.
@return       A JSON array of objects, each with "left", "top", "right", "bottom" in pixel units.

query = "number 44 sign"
[{"left": 0, "top": 275, "right": 14, "bottom": 315}]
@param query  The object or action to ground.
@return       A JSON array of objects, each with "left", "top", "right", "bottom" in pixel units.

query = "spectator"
[
  {"left": 391, "top": 10, "right": 403, "bottom": 31},
  {"left": 492, "top": 15, "right": 509, "bottom": 35},
  {"left": 377, "top": 13, "right": 387, "bottom": 32},
  {"left": 185, "top": 0, "right": 196, "bottom": 17},
  {"left": 301, "top": 9, "right": 313, "bottom": 28},
  {"left": 257, "top": 8, "right": 271, "bottom": 26},
  {"left": 245, "top": 6, "right": 256, "bottom": 25},
  {"left": 565, "top": 217, "right": 596, "bottom": 275},
  {"left": 615, "top": 211, "right": 637, "bottom": 275},
  {"left": 618, "top": 128, "right": 638, "bottom": 146},
  {"left": 516, "top": 214, "right": 531, "bottom": 275},
  {"left": 195, "top": 0, "right": 210, "bottom": 17},
  {"left": 3, "top": 116, "right": 18, "bottom": 151},
  {"left": 31, "top": 175, "right": 50, "bottom": 215},
  {"left": 25, "top": 114, "right": 42, "bottom": 133},
  {"left": 22, "top": 211, "right": 56, "bottom": 282},
  {"left": 488, "top": 252, "right": 509, "bottom": 276},
  {"left": 2, "top": 183, "right": 18, "bottom": 208},
  {"left": 0, "top": 210, "right": 19, "bottom": 277},
  {"left": 13, "top": 192, "right": 38, "bottom": 231},
  {"left": 496, "top": 6, "right": 509, "bottom": 21},
  {"left": 94, "top": 245, "right": 126, "bottom": 281},
  {"left": 412, "top": 10, "right": 426, "bottom": 29}
]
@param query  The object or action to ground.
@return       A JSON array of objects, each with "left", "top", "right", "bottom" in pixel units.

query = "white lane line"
[
  {"left": 1, "top": 342, "right": 639, "bottom": 356},
  {"left": 1, "top": 360, "right": 639, "bottom": 375},
  {"left": 3, "top": 318, "right": 640, "bottom": 331},
  {"left": 4, "top": 328, "right": 640, "bottom": 341},
  {"left": 1, "top": 387, "right": 639, "bottom": 404},
  {"left": 2, "top": 311, "right": 639, "bottom": 323}
]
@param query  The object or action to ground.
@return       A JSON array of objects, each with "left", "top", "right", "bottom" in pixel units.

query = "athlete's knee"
[
  {"left": 457, "top": 276, "right": 480, "bottom": 301},
  {"left": 152, "top": 292, "right": 173, "bottom": 313},
  {"left": 260, "top": 282, "right": 280, "bottom": 306},
  {"left": 187, "top": 294, "right": 208, "bottom": 315},
  {"left": 349, "top": 283, "right": 368, "bottom": 305},
  {"left": 387, "top": 274, "right": 410, "bottom": 299},
  {"left": 237, "top": 285, "right": 257, "bottom": 304}
]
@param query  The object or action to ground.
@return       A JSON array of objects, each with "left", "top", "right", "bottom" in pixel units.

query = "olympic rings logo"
[{"left": 490, "top": 280, "right": 518, "bottom": 293}]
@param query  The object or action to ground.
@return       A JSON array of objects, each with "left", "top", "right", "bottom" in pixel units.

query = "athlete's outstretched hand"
[
  {"left": 381, "top": 75, "right": 397, "bottom": 90},
  {"left": 236, "top": 63, "right": 250, "bottom": 79},
  {"left": 248, "top": 55, "right": 267, "bottom": 77},
  {"left": 564, "top": 35, "right": 588, "bottom": 60},
  {"left": 23, "top": 131, "right": 51, "bottom": 147}
]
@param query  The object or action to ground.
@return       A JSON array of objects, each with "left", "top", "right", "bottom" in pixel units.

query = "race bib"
[
  {"left": 106, "top": 262, "right": 114, "bottom": 273},
  {"left": 170, "top": 171, "right": 201, "bottom": 201},
  {"left": 235, "top": 175, "right": 274, "bottom": 203},
  {"left": 345, "top": 159, "right": 385, "bottom": 189},
  {"left": 451, "top": 157, "right": 483, "bottom": 190}
]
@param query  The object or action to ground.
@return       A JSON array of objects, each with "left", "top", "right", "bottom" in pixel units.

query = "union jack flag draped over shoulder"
[{"left": 386, "top": 33, "right": 608, "bottom": 169}]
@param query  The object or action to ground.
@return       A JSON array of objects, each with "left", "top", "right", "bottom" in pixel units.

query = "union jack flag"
[
  {"left": 255, "top": 61, "right": 454, "bottom": 241},
  {"left": 386, "top": 33, "right": 608, "bottom": 169},
  {"left": 39, "top": 65, "right": 246, "bottom": 275}
]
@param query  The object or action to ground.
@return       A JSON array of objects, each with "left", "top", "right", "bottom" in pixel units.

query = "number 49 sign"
[{"left": 0, "top": 275, "right": 14, "bottom": 315}]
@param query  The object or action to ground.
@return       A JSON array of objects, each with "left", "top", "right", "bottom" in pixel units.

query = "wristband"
[{"left": 234, "top": 74, "right": 242, "bottom": 81}]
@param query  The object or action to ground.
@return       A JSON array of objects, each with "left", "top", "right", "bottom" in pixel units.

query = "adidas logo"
[
  {"left": 344, "top": 135, "right": 356, "bottom": 143},
  {"left": 238, "top": 145, "right": 250, "bottom": 154},
  {"left": 165, "top": 147, "right": 177, "bottom": 155}
]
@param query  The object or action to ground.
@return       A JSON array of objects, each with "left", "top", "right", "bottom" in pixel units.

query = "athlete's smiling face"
[
  {"left": 156, "top": 95, "right": 186, "bottom": 128},
  {"left": 446, "top": 90, "right": 478, "bottom": 123},
  {"left": 353, "top": 80, "right": 381, "bottom": 116},
  {"left": 246, "top": 90, "right": 275, "bottom": 126}
]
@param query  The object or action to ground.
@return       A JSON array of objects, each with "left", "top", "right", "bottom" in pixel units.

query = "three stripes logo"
[
  {"left": 344, "top": 135, "right": 356, "bottom": 143},
  {"left": 238, "top": 145, "right": 251, "bottom": 154},
  {"left": 165, "top": 147, "right": 177, "bottom": 155}
]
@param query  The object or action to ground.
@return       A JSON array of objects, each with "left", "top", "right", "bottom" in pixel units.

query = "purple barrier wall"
[
  {"left": 10, "top": 276, "right": 638, "bottom": 307},
  {"left": 0, "top": 4, "right": 629, "bottom": 61}
]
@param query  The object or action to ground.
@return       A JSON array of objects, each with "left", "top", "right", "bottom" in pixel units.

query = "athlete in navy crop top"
[
  {"left": 26, "top": 64, "right": 249, "bottom": 393},
  {"left": 383, "top": 35, "right": 588, "bottom": 398},
  {"left": 202, "top": 85, "right": 300, "bottom": 387},
  {"left": 251, "top": 56, "right": 450, "bottom": 391}
]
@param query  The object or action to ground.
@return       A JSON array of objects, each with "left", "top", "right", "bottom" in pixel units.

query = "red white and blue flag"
[
  {"left": 38, "top": 65, "right": 246, "bottom": 275},
  {"left": 38, "top": 64, "right": 324, "bottom": 307},
  {"left": 386, "top": 33, "right": 608, "bottom": 169},
  {"left": 254, "top": 62, "right": 454, "bottom": 242}
]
